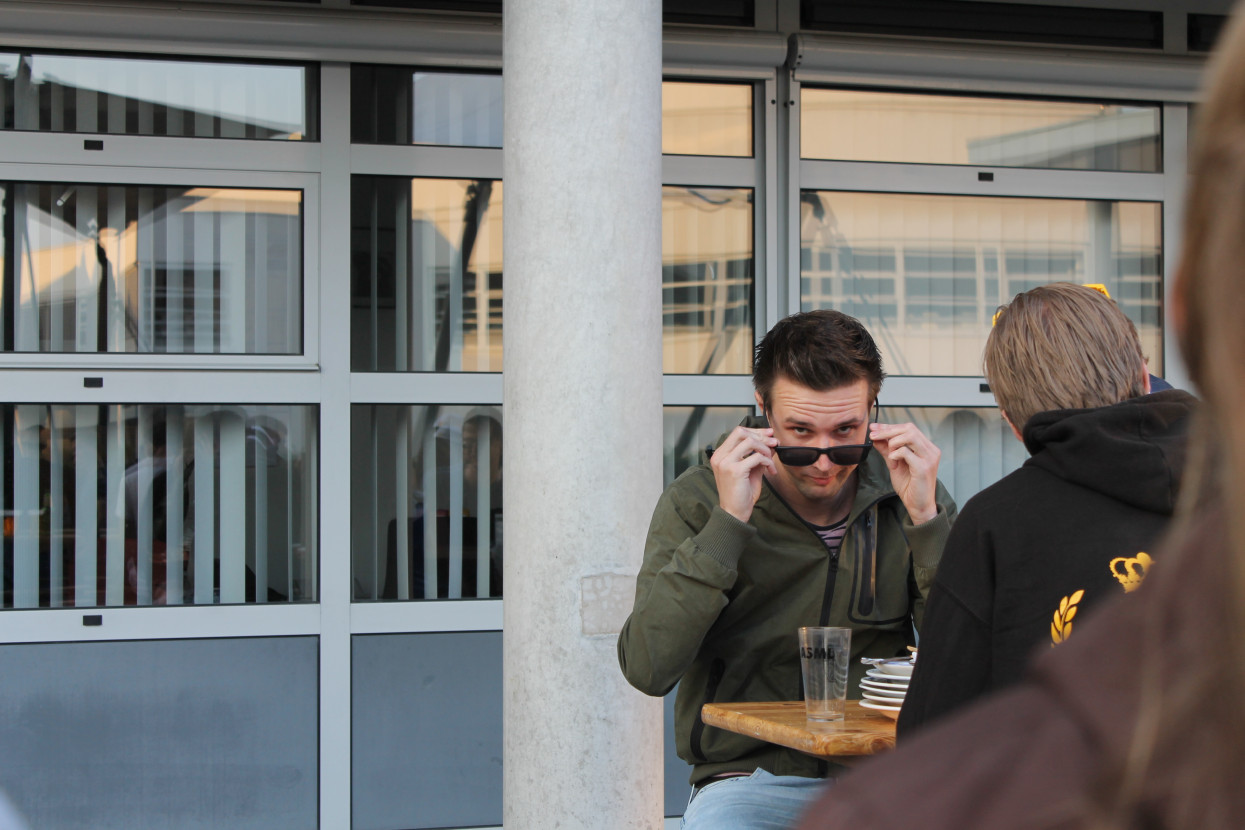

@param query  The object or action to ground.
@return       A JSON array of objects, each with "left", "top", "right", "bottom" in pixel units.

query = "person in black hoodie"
[{"left": 896, "top": 281, "right": 1196, "bottom": 737}]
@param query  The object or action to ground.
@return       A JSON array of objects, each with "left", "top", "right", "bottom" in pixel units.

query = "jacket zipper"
[
  {"left": 856, "top": 510, "right": 876, "bottom": 616},
  {"left": 690, "top": 658, "right": 726, "bottom": 762}
]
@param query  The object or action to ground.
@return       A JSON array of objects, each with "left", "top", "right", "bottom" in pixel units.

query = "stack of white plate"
[{"left": 859, "top": 657, "right": 913, "bottom": 719}]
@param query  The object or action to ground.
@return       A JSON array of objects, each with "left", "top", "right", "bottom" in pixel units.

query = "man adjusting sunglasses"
[
  {"left": 620, "top": 309, "right": 958, "bottom": 830},
  {"left": 771, "top": 401, "right": 879, "bottom": 468}
]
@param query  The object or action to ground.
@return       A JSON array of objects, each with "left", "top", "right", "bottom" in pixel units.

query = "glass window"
[
  {"left": 351, "top": 66, "right": 502, "bottom": 148},
  {"left": 662, "top": 81, "right": 753, "bottom": 157},
  {"left": 3, "top": 182, "right": 303, "bottom": 355},
  {"left": 663, "top": 186, "right": 754, "bottom": 375},
  {"left": 353, "top": 632, "right": 503, "bottom": 829},
  {"left": 0, "top": 403, "right": 318, "bottom": 609},
  {"left": 800, "top": 191, "right": 1162, "bottom": 375},
  {"left": 0, "top": 52, "right": 316, "bottom": 140},
  {"left": 801, "top": 89, "right": 1161, "bottom": 172},
  {"left": 352, "top": 405, "right": 502, "bottom": 601},
  {"left": 664, "top": 406, "right": 753, "bottom": 484},
  {"left": 352, "top": 177, "right": 502, "bottom": 373},
  {"left": 879, "top": 405, "right": 1028, "bottom": 506},
  {"left": 0, "top": 637, "right": 319, "bottom": 829}
]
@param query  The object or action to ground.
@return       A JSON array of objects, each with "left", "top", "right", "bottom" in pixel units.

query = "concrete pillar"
[{"left": 503, "top": 1, "right": 665, "bottom": 829}]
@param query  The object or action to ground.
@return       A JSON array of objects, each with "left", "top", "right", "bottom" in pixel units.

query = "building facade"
[{"left": 0, "top": 0, "right": 1226, "bottom": 827}]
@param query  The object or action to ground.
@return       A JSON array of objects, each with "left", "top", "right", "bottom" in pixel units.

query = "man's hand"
[
  {"left": 869, "top": 421, "right": 941, "bottom": 525},
  {"left": 709, "top": 426, "right": 778, "bottom": 524}
]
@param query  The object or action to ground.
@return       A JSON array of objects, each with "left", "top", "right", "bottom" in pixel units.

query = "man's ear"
[
  {"left": 754, "top": 390, "right": 765, "bottom": 414},
  {"left": 1142, "top": 368, "right": 1152, "bottom": 395},
  {"left": 1001, "top": 411, "right": 1024, "bottom": 443}
]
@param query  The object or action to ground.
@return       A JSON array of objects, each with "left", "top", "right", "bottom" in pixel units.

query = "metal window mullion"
[
  {"left": 166, "top": 408, "right": 184, "bottom": 605},
  {"left": 136, "top": 405, "right": 153, "bottom": 604},
  {"left": 104, "top": 404, "right": 125, "bottom": 606},
  {"left": 74, "top": 405, "right": 98, "bottom": 606},
  {"left": 218, "top": 410, "right": 245, "bottom": 603},
  {"left": 13, "top": 404, "right": 42, "bottom": 608},
  {"left": 798, "top": 160, "right": 1166, "bottom": 202}
]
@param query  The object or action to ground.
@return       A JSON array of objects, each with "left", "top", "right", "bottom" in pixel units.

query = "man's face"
[{"left": 758, "top": 376, "right": 872, "bottom": 513}]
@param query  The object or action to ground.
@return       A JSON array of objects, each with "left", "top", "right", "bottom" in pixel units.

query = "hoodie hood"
[{"left": 1021, "top": 389, "right": 1197, "bottom": 514}]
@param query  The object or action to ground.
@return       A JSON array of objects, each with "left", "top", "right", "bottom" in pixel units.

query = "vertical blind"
[
  {"left": 5, "top": 183, "right": 303, "bottom": 355},
  {"left": 0, "top": 403, "right": 317, "bottom": 609},
  {"left": 352, "top": 405, "right": 501, "bottom": 601}
]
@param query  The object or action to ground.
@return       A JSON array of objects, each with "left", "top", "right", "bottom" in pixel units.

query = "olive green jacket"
[{"left": 617, "top": 426, "right": 956, "bottom": 785}]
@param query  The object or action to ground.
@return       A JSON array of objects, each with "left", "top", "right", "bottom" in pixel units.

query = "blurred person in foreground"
[
  {"left": 795, "top": 7, "right": 1245, "bottom": 828},
  {"left": 618, "top": 309, "right": 956, "bottom": 829},
  {"left": 897, "top": 283, "right": 1196, "bottom": 737}
]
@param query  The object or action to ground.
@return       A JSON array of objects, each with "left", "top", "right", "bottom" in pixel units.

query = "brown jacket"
[{"left": 797, "top": 510, "right": 1240, "bottom": 829}]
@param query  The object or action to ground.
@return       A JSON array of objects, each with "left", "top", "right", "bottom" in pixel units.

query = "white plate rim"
[
  {"left": 877, "top": 659, "right": 915, "bottom": 677},
  {"left": 862, "top": 692, "right": 906, "bottom": 705},
  {"left": 859, "top": 699, "right": 903, "bottom": 712},
  {"left": 864, "top": 668, "right": 910, "bottom": 683},
  {"left": 859, "top": 684, "right": 906, "bottom": 698}
]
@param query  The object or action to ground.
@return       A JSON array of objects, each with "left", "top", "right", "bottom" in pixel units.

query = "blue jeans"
[{"left": 681, "top": 769, "right": 829, "bottom": 830}]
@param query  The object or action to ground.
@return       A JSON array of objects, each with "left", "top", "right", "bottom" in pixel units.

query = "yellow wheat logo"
[
  {"left": 1110, "top": 552, "right": 1151, "bottom": 593},
  {"left": 1051, "top": 589, "right": 1084, "bottom": 645}
]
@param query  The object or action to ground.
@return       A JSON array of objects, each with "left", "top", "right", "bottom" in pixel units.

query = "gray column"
[{"left": 503, "top": 2, "right": 665, "bottom": 829}]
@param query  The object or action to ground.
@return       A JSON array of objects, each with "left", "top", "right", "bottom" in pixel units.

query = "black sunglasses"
[{"left": 771, "top": 400, "right": 879, "bottom": 468}]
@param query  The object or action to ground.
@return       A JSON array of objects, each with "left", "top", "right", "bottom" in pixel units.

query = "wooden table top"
[{"left": 701, "top": 700, "right": 897, "bottom": 760}]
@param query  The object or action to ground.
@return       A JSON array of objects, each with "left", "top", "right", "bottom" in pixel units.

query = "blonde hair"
[{"left": 984, "top": 282, "right": 1148, "bottom": 432}]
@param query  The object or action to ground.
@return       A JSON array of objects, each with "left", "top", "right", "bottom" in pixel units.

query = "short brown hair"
[
  {"left": 984, "top": 282, "right": 1147, "bottom": 432},
  {"left": 753, "top": 309, "right": 885, "bottom": 409}
]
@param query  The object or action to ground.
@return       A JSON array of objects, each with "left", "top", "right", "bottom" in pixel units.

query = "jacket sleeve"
[
  {"left": 903, "top": 479, "right": 958, "bottom": 630},
  {"left": 896, "top": 507, "right": 993, "bottom": 738},
  {"left": 616, "top": 476, "right": 754, "bottom": 697}
]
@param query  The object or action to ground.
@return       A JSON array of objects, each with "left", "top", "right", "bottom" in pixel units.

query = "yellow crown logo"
[{"left": 1109, "top": 552, "right": 1152, "bottom": 593}]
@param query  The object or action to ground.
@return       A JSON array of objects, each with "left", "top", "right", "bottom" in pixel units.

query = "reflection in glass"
[
  {"left": 801, "top": 89, "right": 1160, "bottom": 172},
  {"left": 3, "top": 183, "right": 303, "bottom": 355},
  {"left": 0, "top": 52, "right": 315, "bottom": 140},
  {"left": 352, "top": 405, "right": 502, "bottom": 601},
  {"left": 662, "top": 81, "right": 753, "bottom": 157},
  {"left": 352, "top": 66, "right": 502, "bottom": 147},
  {"left": 880, "top": 406, "right": 1029, "bottom": 506},
  {"left": 663, "top": 406, "right": 753, "bottom": 485},
  {"left": 800, "top": 191, "right": 1162, "bottom": 375},
  {"left": 0, "top": 404, "right": 318, "bottom": 610},
  {"left": 352, "top": 177, "right": 502, "bottom": 372},
  {"left": 663, "top": 186, "right": 754, "bottom": 374}
]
